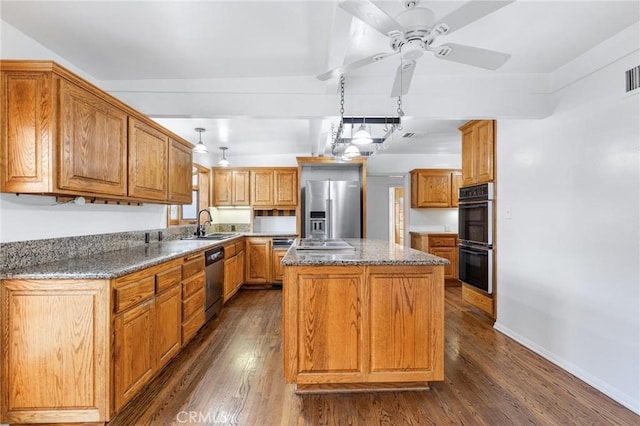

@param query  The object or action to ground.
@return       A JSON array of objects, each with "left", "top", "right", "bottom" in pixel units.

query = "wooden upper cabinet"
[
  {"left": 1, "top": 71, "right": 52, "bottom": 193},
  {"left": 196, "top": 165, "right": 210, "bottom": 211},
  {"left": 213, "top": 168, "right": 250, "bottom": 206},
  {"left": 459, "top": 120, "right": 495, "bottom": 185},
  {"left": 168, "top": 139, "right": 193, "bottom": 204},
  {"left": 475, "top": 120, "right": 495, "bottom": 183},
  {"left": 213, "top": 169, "right": 232, "bottom": 205},
  {"left": 128, "top": 117, "right": 169, "bottom": 201},
  {"left": 251, "top": 169, "right": 274, "bottom": 206},
  {"left": 410, "top": 169, "right": 461, "bottom": 208},
  {"left": 232, "top": 170, "right": 250, "bottom": 205},
  {"left": 0, "top": 60, "right": 193, "bottom": 203},
  {"left": 58, "top": 78, "right": 128, "bottom": 196},
  {"left": 251, "top": 168, "right": 298, "bottom": 207},
  {"left": 451, "top": 171, "right": 463, "bottom": 207},
  {"left": 274, "top": 168, "right": 298, "bottom": 206}
]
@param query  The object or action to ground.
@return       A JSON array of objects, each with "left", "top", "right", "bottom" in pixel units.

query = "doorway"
[{"left": 389, "top": 186, "right": 404, "bottom": 245}]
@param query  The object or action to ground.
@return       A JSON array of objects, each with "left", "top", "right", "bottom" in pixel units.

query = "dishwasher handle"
[{"left": 205, "top": 248, "right": 224, "bottom": 265}]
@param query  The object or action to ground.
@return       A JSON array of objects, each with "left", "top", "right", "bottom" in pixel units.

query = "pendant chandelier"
[
  {"left": 217, "top": 147, "right": 230, "bottom": 167},
  {"left": 193, "top": 127, "right": 208, "bottom": 153}
]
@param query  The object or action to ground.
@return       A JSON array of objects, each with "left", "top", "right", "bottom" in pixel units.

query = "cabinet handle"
[{"left": 184, "top": 253, "right": 203, "bottom": 261}]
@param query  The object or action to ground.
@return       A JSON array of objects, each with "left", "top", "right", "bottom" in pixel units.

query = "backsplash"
[
  {"left": 211, "top": 223, "right": 251, "bottom": 232},
  {"left": 0, "top": 225, "right": 196, "bottom": 271}
]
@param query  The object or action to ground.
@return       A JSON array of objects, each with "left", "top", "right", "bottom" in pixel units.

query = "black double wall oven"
[{"left": 458, "top": 183, "right": 494, "bottom": 294}]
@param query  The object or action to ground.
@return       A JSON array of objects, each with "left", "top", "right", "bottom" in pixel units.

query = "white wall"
[{"left": 494, "top": 25, "right": 640, "bottom": 413}]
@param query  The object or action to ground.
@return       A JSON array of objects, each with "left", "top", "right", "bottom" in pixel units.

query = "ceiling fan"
[{"left": 318, "top": 0, "right": 514, "bottom": 97}]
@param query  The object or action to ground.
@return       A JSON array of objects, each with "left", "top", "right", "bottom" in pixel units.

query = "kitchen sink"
[{"left": 182, "top": 233, "right": 241, "bottom": 241}]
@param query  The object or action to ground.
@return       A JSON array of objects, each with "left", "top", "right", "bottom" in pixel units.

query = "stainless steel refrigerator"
[{"left": 304, "top": 180, "right": 361, "bottom": 239}]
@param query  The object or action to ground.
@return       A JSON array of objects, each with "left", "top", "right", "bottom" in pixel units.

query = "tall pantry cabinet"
[{"left": 458, "top": 119, "right": 497, "bottom": 318}]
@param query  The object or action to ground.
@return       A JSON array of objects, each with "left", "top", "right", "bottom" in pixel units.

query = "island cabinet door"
[
  {"left": 0, "top": 279, "right": 110, "bottom": 424},
  {"left": 367, "top": 265, "right": 445, "bottom": 382},
  {"left": 293, "top": 266, "right": 366, "bottom": 384}
]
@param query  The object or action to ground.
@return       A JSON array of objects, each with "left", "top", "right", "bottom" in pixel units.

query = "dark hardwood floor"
[{"left": 109, "top": 287, "right": 638, "bottom": 425}]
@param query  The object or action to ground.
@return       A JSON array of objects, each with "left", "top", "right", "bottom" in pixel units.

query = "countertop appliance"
[
  {"left": 458, "top": 183, "right": 494, "bottom": 294},
  {"left": 304, "top": 179, "right": 361, "bottom": 239},
  {"left": 296, "top": 238, "right": 355, "bottom": 251},
  {"left": 204, "top": 247, "right": 224, "bottom": 322}
]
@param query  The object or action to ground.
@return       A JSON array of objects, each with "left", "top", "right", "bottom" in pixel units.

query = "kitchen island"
[{"left": 281, "top": 239, "right": 447, "bottom": 393}]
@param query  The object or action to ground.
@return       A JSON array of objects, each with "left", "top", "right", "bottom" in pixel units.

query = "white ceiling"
[{"left": 2, "top": 0, "right": 638, "bottom": 162}]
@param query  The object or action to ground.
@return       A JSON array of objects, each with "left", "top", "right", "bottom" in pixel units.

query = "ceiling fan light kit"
[{"left": 319, "top": 0, "right": 514, "bottom": 96}]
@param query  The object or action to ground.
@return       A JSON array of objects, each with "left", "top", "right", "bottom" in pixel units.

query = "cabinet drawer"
[
  {"left": 182, "top": 253, "right": 204, "bottom": 279},
  {"left": 183, "top": 288, "right": 205, "bottom": 320},
  {"left": 156, "top": 265, "right": 182, "bottom": 293},
  {"left": 429, "top": 236, "right": 457, "bottom": 247},
  {"left": 182, "top": 272, "right": 204, "bottom": 299},
  {"left": 224, "top": 243, "right": 236, "bottom": 259},
  {"left": 114, "top": 276, "right": 155, "bottom": 313},
  {"left": 182, "top": 310, "right": 205, "bottom": 344}
]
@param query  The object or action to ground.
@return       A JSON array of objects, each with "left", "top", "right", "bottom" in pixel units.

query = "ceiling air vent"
[
  {"left": 402, "top": 132, "right": 416, "bottom": 138},
  {"left": 626, "top": 65, "right": 639, "bottom": 93}
]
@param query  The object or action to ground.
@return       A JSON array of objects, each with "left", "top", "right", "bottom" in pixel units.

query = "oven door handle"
[
  {"left": 458, "top": 201, "right": 489, "bottom": 208},
  {"left": 459, "top": 246, "right": 489, "bottom": 256}
]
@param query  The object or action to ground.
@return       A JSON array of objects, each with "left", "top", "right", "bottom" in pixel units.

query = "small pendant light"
[
  {"left": 352, "top": 123, "right": 373, "bottom": 145},
  {"left": 193, "top": 128, "right": 208, "bottom": 153},
  {"left": 217, "top": 147, "right": 230, "bottom": 167}
]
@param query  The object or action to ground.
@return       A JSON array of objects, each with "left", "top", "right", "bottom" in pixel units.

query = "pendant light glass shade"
[
  {"left": 352, "top": 124, "right": 372, "bottom": 145},
  {"left": 217, "top": 147, "right": 230, "bottom": 167},
  {"left": 193, "top": 127, "right": 208, "bottom": 153},
  {"left": 343, "top": 143, "right": 360, "bottom": 158}
]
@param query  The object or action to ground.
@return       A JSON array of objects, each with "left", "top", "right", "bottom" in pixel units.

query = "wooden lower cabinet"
[
  {"left": 462, "top": 284, "right": 494, "bottom": 317},
  {"left": 245, "top": 237, "right": 272, "bottom": 285},
  {"left": 0, "top": 252, "right": 208, "bottom": 424},
  {"left": 155, "top": 285, "right": 182, "bottom": 369},
  {"left": 283, "top": 264, "right": 444, "bottom": 389},
  {"left": 181, "top": 252, "right": 205, "bottom": 345},
  {"left": 410, "top": 233, "right": 459, "bottom": 283},
  {"left": 0, "top": 279, "right": 110, "bottom": 424},
  {"left": 114, "top": 298, "right": 155, "bottom": 411},
  {"left": 113, "top": 260, "right": 183, "bottom": 412},
  {"left": 272, "top": 248, "right": 287, "bottom": 282},
  {"left": 223, "top": 240, "right": 245, "bottom": 302}
]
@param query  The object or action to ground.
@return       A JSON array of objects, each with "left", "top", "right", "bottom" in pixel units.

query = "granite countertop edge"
[
  {"left": 281, "top": 239, "right": 450, "bottom": 267},
  {"left": 0, "top": 232, "right": 304, "bottom": 280}
]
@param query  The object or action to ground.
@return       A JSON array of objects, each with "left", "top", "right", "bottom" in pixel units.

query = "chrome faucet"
[{"left": 196, "top": 209, "right": 213, "bottom": 237}]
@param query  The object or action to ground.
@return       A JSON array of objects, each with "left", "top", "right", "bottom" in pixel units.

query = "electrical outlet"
[{"left": 505, "top": 208, "right": 512, "bottom": 219}]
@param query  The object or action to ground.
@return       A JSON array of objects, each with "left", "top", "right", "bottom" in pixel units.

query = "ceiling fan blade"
[
  {"left": 317, "top": 51, "right": 397, "bottom": 81},
  {"left": 434, "top": 1, "right": 514, "bottom": 35},
  {"left": 433, "top": 43, "right": 510, "bottom": 70},
  {"left": 390, "top": 60, "right": 416, "bottom": 98},
  {"left": 339, "top": 0, "right": 404, "bottom": 36}
]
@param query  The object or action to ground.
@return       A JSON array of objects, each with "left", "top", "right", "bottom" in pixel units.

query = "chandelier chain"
[{"left": 340, "top": 75, "right": 345, "bottom": 119}]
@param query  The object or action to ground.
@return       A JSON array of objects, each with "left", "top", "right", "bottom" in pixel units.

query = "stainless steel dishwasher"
[{"left": 204, "top": 247, "right": 224, "bottom": 322}]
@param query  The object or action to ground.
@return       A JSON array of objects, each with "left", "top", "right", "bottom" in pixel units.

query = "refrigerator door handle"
[{"left": 326, "top": 198, "right": 332, "bottom": 239}]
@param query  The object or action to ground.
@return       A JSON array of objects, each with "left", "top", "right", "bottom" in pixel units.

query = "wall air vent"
[{"left": 626, "top": 65, "right": 639, "bottom": 93}]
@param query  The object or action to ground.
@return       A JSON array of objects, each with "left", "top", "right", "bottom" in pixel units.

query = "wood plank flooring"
[{"left": 109, "top": 287, "right": 638, "bottom": 425}]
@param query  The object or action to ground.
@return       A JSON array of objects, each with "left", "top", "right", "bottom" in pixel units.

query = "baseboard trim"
[{"left": 493, "top": 321, "right": 640, "bottom": 415}]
